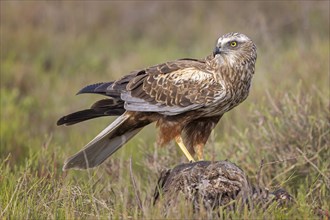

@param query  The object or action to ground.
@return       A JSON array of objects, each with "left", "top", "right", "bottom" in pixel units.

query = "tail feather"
[{"left": 63, "top": 112, "right": 149, "bottom": 170}]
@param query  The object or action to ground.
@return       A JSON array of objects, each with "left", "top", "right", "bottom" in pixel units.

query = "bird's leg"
[
  {"left": 195, "top": 144, "right": 204, "bottom": 161},
  {"left": 175, "top": 136, "right": 195, "bottom": 162}
]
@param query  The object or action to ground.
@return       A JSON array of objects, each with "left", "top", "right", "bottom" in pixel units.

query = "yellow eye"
[{"left": 230, "top": 41, "right": 237, "bottom": 47}]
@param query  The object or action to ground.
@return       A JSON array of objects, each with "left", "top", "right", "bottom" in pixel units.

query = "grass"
[{"left": 1, "top": 1, "right": 329, "bottom": 219}]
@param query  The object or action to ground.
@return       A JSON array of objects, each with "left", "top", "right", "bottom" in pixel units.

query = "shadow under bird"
[{"left": 57, "top": 32, "right": 257, "bottom": 170}]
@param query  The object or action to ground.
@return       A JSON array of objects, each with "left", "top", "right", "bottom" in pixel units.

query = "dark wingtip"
[
  {"left": 56, "top": 108, "right": 112, "bottom": 126},
  {"left": 76, "top": 82, "right": 114, "bottom": 95},
  {"left": 57, "top": 116, "right": 66, "bottom": 126},
  {"left": 76, "top": 83, "right": 104, "bottom": 95}
]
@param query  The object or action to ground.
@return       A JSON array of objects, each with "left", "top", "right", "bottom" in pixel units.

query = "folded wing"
[
  {"left": 114, "top": 59, "right": 225, "bottom": 115},
  {"left": 57, "top": 58, "right": 226, "bottom": 125}
]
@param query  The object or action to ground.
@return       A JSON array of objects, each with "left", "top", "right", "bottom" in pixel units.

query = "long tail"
[{"left": 63, "top": 112, "right": 151, "bottom": 170}]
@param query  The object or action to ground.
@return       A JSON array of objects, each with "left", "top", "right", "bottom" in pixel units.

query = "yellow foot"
[{"left": 175, "top": 136, "right": 195, "bottom": 162}]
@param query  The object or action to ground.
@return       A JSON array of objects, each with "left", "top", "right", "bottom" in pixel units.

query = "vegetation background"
[{"left": 1, "top": 1, "right": 329, "bottom": 219}]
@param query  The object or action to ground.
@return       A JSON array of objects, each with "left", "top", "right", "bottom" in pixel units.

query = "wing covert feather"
[{"left": 106, "top": 59, "right": 226, "bottom": 115}]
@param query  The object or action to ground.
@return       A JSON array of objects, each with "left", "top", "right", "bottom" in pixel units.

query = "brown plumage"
[{"left": 57, "top": 32, "right": 257, "bottom": 170}]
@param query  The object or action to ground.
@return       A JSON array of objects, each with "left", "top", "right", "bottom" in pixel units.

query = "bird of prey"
[{"left": 57, "top": 32, "right": 257, "bottom": 170}]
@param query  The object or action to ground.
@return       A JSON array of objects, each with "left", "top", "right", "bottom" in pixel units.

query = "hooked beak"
[{"left": 213, "top": 47, "right": 222, "bottom": 57}]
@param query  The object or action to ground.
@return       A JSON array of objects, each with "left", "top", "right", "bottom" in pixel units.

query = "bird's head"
[{"left": 213, "top": 32, "right": 257, "bottom": 67}]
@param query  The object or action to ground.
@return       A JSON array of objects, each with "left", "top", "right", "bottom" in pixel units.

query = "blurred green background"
[
  {"left": 0, "top": 1, "right": 329, "bottom": 218},
  {"left": 1, "top": 1, "right": 328, "bottom": 163}
]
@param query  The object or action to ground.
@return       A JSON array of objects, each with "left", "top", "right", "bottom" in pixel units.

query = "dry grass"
[{"left": 1, "top": 1, "right": 329, "bottom": 219}]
